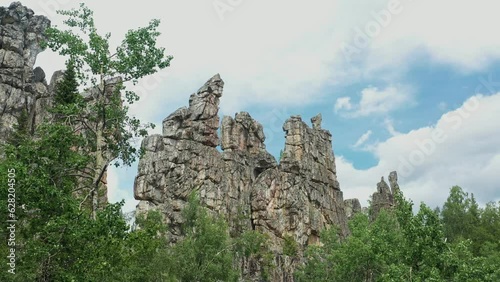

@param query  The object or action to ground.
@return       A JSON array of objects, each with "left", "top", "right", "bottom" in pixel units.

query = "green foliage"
[
  {"left": 440, "top": 186, "right": 500, "bottom": 259},
  {"left": 43, "top": 4, "right": 172, "bottom": 84},
  {"left": 294, "top": 226, "right": 340, "bottom": 282},
  {"left": 1, "top": 123, "right": 101, "bottom": 280},
  {"left": 41, "top": 3, "right": 173, "bottom": 219},
  {"left": 119, "top": 210, "right": 169, "bottom": 282},
  {"left": 6, "top": 107, "right": 30, "bottom": 149},
  {"left": 164, "top": 194, "right": 238, "bottom": 282},
  {"left": 0, "top": 114, "right": 169, "bottom": 281},
  {"left": 54, "top": 59, "right": 79, "bottom": 106},
  {"left": 297, "top": 211, "right": 405, "bottom": 282},
  {"left": 234, "top": 230, "right": 269, "bottom": 258},
  {"left": 42, "top": 2, "right": 172, "bottom": 170},
  {"left": 0, "top": 34, "right": 170, "bottom": 279},
  {"left": 441, "top": 186, "right": 480, "bottom": 245},
  {"left": 296, "top": 189, "right": 500, "bottom": 281},
  {"left": 233, "top": 229, "right": 274, "bottom": 280},
  {"left": 283, "top": 234, "right": 299, "bottom": 257}
]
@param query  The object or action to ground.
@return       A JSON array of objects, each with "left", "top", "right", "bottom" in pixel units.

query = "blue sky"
[{"left": 25, "top": 0, "right": 500, "bottom": 212}]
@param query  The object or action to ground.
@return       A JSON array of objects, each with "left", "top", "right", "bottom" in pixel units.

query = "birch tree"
[{"left": 43, "top": 3, "right": 173, "bottom": 219}]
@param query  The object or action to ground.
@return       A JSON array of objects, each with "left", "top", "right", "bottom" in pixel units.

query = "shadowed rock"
[
  {"left": 370, "top": 171, "right": 400, "bottom": 220},
  {"left": 344, "top": 198, "right": 362, "bottom": 219}
]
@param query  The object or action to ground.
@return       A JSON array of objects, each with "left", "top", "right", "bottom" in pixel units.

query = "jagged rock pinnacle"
[{"left": 134, "top": 75, "right": 349, "bottom": 280}]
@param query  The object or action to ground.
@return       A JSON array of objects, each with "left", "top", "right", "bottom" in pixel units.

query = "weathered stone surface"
[
  {"left": 135, "top": 74, "right": 349, "bottom": 280},
  {"left": 389, "top": 170, "right": 400, "bottom": 195},
  {"left": 33, "top": 66, "right": 45, "bottom": 83},
  {"left": 311, "top": 113, "right": 322, "bottom": 129},
  {"left": 0, "top": 2, "right": 50, "bottom": 142},
  {"left": 370, "top": 171, "right": 399, "bottom": 220},
  {"left": 0, "top": 2, "right": 112, "bottom": 209},
  {"left": 252, "top": 114, "right": 348, "bottom": 248},
  {"left": 344, "top": 198, "right": 362, "bottom": 220}
]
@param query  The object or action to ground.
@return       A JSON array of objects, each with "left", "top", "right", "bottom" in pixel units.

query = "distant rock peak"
[{"left": 370, "top": 171, "right": 399, "bottom": 220}]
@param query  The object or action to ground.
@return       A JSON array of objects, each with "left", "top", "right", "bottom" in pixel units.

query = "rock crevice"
[{"left": 134, "top": 74, "right": 349, "bottom": 280}]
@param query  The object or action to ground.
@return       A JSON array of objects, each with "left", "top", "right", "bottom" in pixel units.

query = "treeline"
[
  {"left": 3, "top": 110, "right": 498, "bottom": 281},
  {"left": 295, "top": 187, "right": 500, "bottom": 281}
]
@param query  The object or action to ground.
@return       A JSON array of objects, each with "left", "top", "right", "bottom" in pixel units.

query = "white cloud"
[
  {"left": 377, "top": 2, "right": 500, "bottom": 77},
  {"left": 18, "top": 0, "right": 500, "bottom": 213},
  {"left": 27, "top": 0, "right": 500, "bottom": 121},
  {"left": 384, "top": 118, "right": 401, "bottom": 136},
  {"left": 336, "top": 85, "right": 413, "bottom": 117},
  {"left": 334, "top": 97, "right": 352, "bottom": 112},
  {"left": 340, "top": 93, "right": 500, "bottom": 209},
  {"left": 353, "top": 130, "right": 373, "bottom": 148},
  {"left": 107, "top": 166, "right": 138, "bottom": 213},
  {"left": 29, "top": 0, "right": 347, "bottom": 119}
]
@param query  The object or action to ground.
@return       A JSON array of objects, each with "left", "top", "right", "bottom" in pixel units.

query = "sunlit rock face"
[{"left": 135, "top": 74, "right": 350, "bottom": 280}]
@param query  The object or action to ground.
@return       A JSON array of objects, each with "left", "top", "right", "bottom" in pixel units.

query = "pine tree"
[
  {"left": 8, "top": 108, "right": 30, "bottom": 148},
  {"left": 54, "top": 59, "right": 79, "bottom": 106}
]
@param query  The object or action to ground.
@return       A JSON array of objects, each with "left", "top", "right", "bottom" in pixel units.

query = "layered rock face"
[
  {"left": 0, "top": 2, "right": 51, "bottom": 142},
  {"left": 134, "top": 74, "right": 349, "bottom": 280}
]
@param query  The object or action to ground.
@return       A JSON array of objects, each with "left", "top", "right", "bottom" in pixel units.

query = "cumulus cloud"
[
  {"left": 336, "top": 85, "right": 414, "bottom": 117},
  {"left": 29, "top": 0, "right": 500, "bottom": 120},
  {"left": 335, "top": 0, "right": 500, "bottom": 73},
  {"left": 23, "top": 0, "right": 500, "bottom": 213},
  {"left": 334, "top": 97, "right": 352, "bottom": 112},
  {"left": 339, "top": 93, "right": 500, "bottom": 209}
]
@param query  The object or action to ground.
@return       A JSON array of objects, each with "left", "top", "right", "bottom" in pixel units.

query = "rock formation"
[
  {"left": 134, "top": 74, "right": 350, "bottom": 280},
  {"left": 369, "top": 171, "right": 399, "bottom": 220},
  {"left": 344, "top": 198, "right": 362, "bottom": 220},
  {"left": 0, "top": 2, "right": 51, "bottom": 142},
  {"left": 389, "top": 170, "right": 400, "bottom": 195}
]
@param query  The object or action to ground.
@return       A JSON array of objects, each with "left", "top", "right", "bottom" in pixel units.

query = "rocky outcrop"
[
  {"left": 134, "top": 74, "right": 349, "bottom": 281},
  {"left": 344, "top": 198, "right": 362, "bottom": 220},
  {"left": 389, "top": 170, "right": 400, "bottom": 195},
  {"left": 370, "top": 171, "right": 399, "bottom": 220},
  {"left": 0, "top": 2, "right": 111, "bottom": 209},
  {"left": 252, "top": 114, "right": 349, "bottom": 246},
  {"left": 0, "top": 2, "right": 51, "bottom": 142}
]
